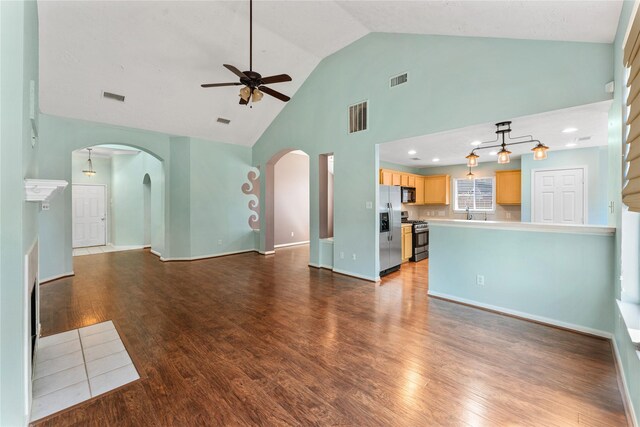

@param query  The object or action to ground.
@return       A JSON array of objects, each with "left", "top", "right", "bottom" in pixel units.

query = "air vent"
[
  {"left": 577, "top": 136, "right": 592, "bottom": 141},
  {"left": 411, "top": 157, "right": 421, "bottom": 161},
  {"left": 348, "top": 101, "right": 368, "bottom": 134},
  {"left": 103, "top": 91, "right": 125, "bottom": 102},
  {"left": 216, "top": 117, "right": 231, "bottom": 125},
  {"left": 390, "top": 73, "right": 408, "bottom": 88}
]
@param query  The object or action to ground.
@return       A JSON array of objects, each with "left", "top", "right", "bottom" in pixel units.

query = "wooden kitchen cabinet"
[
  {"left": 414, "top": 176, "right": 425, "bottom": 204},
  {"left": 380, "top": 169, "right": 392, "bottom": 186},
  {"left": 423, "top": 175, "right": 450, "bottom": 205},
  {"left": 401, "top": 174, "right": 409, "bottom": 186},
  {"left": 392, "top": 172, "right": 401, "bottom": 186},
  {"left": 496, "top": 170, "right": 521, "bottom": 205},
  {"left": 401, "top": 226, "right": 412, "bottom": 262},
  {"left": 408, "top": 175, "right": 416, "bottom": 187}
]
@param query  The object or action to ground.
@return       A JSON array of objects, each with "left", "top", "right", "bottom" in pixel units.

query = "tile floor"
[
  {"left": 31, "top": 321, "right": 139, "bottom": 422},
  {"left": 72, "top": 244, "right": 145, "bottom": 257}
]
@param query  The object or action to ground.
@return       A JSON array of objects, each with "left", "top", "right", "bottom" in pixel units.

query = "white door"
[
  {"left": 72, "top": 185, "right": 106, "bottom": 248},
  {"left": 533, "top": 168, "right": 585, "bottom": 224}
]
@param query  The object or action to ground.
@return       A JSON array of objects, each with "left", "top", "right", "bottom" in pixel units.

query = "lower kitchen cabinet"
[{"left": 401, "top": 226, "right": 412, "bottom": 262}]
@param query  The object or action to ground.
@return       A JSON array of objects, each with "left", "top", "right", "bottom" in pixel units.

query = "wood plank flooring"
[{"left": 36, "top": 246, "right": 628, "bottom": 426}]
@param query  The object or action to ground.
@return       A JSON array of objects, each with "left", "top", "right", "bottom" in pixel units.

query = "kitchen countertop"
[{"left": 425, "top": 218, "right": 615, "bottom": 236}]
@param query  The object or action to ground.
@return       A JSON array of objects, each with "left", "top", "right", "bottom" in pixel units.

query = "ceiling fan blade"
[
  {"left": 260, "top": 74, "right": 292, "bottom": 85},
  {"left": 239, "top": 97, "right": 249, "bottom": 105},
  {"left": 224, "top": 64, "right": 248, "bottom": 79},
  {"left": 201, "top": 82, "right": 242, "bottom": 88},
  {"left": 259, "top": 85, "right": 290, "bottom": 102}
]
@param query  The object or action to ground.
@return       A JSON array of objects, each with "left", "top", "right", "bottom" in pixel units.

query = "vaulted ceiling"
[{"left": 38, "top": 1, "right": 623, "bottom": 147}]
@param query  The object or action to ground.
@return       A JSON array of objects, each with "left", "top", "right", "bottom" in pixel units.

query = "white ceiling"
[
  {"left": 74, "top": 145, "right": 140, "bottom": 158},
  {"left": 38, "top": 1, "right": 623, "bottom": 147},
  {"left": 379, "top": 101, "right": 612, "bottom": 167}
]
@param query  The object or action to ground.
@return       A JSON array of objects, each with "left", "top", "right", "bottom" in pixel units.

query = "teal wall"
[
  {"left": 253, "top": 32, "right": 614, "bottom": 279},
  {"left": 610, "top": 1, "right": 640, "bottom": 422},
  {"left": 0, "top": 1, "right": 39, "bottom": 424},
  {"left": 521, "top": 146, "right": 609, "bottom": 225},
  {"left": 379, "top": 161, "right": 422, "bottom": 175},
  {"left": 428, "top": 224, "right": 615, "bottom": 335}
]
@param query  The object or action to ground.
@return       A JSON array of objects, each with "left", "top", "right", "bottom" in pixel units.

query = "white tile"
[
  {"left": 34, "top": 351, "right": 84, "bottom": 380},
  {"left": 80, "top": 328, "right": 120, "bottom": 349},
  {"left": 38, "top": 330, "right": 79, "bottom": 349},
  {"left": 37, "top": 339, "right": 82, "bottom": 362},
  {"left": 83, "top": 339, "right": 125, "bottom": 362},
  {"left": 79, "top": 320, "right": 115, "bottom": 338},
  {"left": 33, "top": 365, "right": 87, "bottom": 398},
  {"left": 86, "top": 350, "right": 132, "bottom": 379},
  {"left": 30, "top": 380, "right": 91, "bottom": 421},
  {"left": 89, "top": 363, "right": 139, "bottom": 397}
]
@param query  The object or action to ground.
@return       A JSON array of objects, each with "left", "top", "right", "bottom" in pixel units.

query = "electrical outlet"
[
  {"left": 340, "top": 252, "right": 345, "bottom": 259},
  {"left": 352, "top": 253, "right": 357, "bottom": 260},
  {"left": 217, "top": 239, "right": 222, "bottom": 245},
  {"left": 476, "top": 275, "right": 485, "bottom": 286},
  {"left": 41, "top": 203, "right": 50, "bottom": 211},
  {"left": 366, "top": 201, "right": 373, "bottom": 209},
  {"left": 290, "top": 231, "right": 294, "bottom": 237}
]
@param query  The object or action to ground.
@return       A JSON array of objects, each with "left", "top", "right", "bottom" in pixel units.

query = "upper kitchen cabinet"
[
  {"left": 496, "top": 170, "right": 521, "bottom": 205},
  {"left": 415, "top": 176, "right": 425, "bottom": 204},
  {"left": 424, "top": 175, "right": 450, "bottom": 205}
]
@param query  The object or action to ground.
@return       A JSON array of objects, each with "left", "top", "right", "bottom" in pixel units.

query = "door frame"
[
  {"left": 72, "top": 183, "right": 108, "bottom": 248},
  {"left": 530, "top": 165, "right": 588, "bottom": 224}
]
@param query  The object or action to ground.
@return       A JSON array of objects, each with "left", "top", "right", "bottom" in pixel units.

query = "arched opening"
[
  {"left": 70, "top": 144, "right": 165, "bottom": 256},
  {"left": 264, "top": 149, "right": 310, "bottom": 256}
]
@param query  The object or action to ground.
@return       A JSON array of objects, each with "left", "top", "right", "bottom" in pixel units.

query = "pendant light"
[
  {"left": 497, "top": 147, "right": 511, "bottom": 164},
  {"left": 466, "top": 167, "right": 475, "bottom": 180},
  {"left": 531, "top": 142, "right": 549, "bottom": 160},
  {"left": 82, "top": 148, "right": 96, "bottom": 177},
  {"left": 465, "top": 152, "right": 479, "bottom": 168}
]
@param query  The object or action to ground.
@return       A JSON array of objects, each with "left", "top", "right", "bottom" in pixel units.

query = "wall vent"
[
  {"left": 577, "top": 136, "right": 592, "bottom": 141},
  {"left": 390, "top": 73, "right": 408, "bottom": 88},
  {"left": 103, "top": 91, "right": 125, "bottom": 102},
  {"left": 411, "top": 157, "right": 421, "bottom": 161},
  {"left": 217, "top": 117, "right": 231, "bottom": 125},
  {"left": 348, "top": 101, "right": 368, "bottom": 134}
]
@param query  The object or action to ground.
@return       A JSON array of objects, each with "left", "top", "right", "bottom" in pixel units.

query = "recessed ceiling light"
[
  {"left": 432, "top": 158, "right": 440, "bottom": 162},
  {"left": 408, "top": 150, "right": 417, "bottom": 155},
  {"left": 471, "top": 140, "right": 482, "bottom": 146},
  {"left": 562, "top": 127, "right": 578, "bottom": 133},
  {"left": 566, "top": 142, "right": 577, "bottom": 147},
  {"left": 489, "top": 151, "right": 497, "bottom": 155}
]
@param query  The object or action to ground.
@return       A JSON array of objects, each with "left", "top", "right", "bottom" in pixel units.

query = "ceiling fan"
[{"left": 200, "top": 0, "right": 292, "bottom": 106}]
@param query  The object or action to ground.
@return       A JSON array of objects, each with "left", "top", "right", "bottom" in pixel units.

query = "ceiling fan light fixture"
[
  {"left": 531, "top": 142, "right": 549, "bottom": 160},
  {"left": 239, "top": 86, "right": 251, "bottom": 102},
  {"left": 497, "top": 147, "right": 511, "bottom": 164},
  {"left": 252, "top": 88, "right": 263, "bottom": 102}
]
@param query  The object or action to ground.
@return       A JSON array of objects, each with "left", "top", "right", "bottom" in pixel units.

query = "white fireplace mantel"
[{"left": 24, "top": 179, "right": 68, "bottom": 203}]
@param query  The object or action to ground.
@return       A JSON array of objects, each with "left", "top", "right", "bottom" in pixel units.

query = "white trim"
[
  {"left": 426, "top": 219, "right": 615, "bottom": 236},
  {"left": 160, "top": 248, "right": 256, "bottom": 262},
  {"left": 452, "top": 175, "right": 496, "bottom": 213},
  {"left": 24, "top": 179, "right": 68, "bottom": 202},
  {"left": 150, "top": 249, "right": 161, "bottom": 258},
  {"left": 274, "top": 240, "right": 310, "bottom": 249},
  {"left": 258, "top": 250, "right": 276, "bottom": 255},
  {"left": 530, "top": 165, "right": 588, "bottom": 225},
  {"left": 143, "top": 245, "right": 151, "bottom": 249},
  {"left": 427, "top": 290, "right": 612, "bottom": 338},
  {"left": 308, "top": 262, "right": 334, "bottom": 270},
  {"left": 332, "top": 268, "right": 380, "bottom": 283},
  {"left": 612, "top": 337, "right": 639, "bottom": 427},
  {"left": 39, "top": 271, "right": 75, "bottom": 284}
]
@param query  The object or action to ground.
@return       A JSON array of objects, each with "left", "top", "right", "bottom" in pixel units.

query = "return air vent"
[
  {"left": 348, "top": 101, "right": 368, "bottom": 134},
  {"left": 577, "top": 136, "right": 592, "bottom": 141},
  {"left": 102, "top": 91, "right": 125, "bottom": 102},
  {"left": 411, "top": 157, "right": 421, "bottom": 161},
  {"left": 390, "top": 73, "right": 408, "bottom": 88},
  {"left": 216, "top": 117, "right": 231, "bottom": 125}
]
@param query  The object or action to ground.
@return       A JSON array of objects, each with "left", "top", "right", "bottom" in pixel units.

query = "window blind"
[
  {"left": 624, "top": 7, "right": 640, "bottom": 212},
  {"left": 454, "top": 177, "right": 494, "bottom": 211}
]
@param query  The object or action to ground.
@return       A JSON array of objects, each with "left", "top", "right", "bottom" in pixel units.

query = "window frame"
[{"left": 452, "top": 176, "right": 496, "bottom": 213}]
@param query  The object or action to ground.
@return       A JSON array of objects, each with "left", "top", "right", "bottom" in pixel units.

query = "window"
[
  {"left": 454, "top": 177, "right": 495, "bottom": 212},
  {"left": 348, "top": 101, "right": 367, "bottom": 133}
]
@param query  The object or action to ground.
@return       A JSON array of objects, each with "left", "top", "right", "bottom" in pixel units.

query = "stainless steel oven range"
[{"left": 410, "top": 221, "right": 429, "bottom": 262}]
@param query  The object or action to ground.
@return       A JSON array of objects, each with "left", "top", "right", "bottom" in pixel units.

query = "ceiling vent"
[
  {"left": 390, "top": 73, "right": 408, "bottom": 88},
  {"left": 411, "top": 157, "right": 421, "bottom": 161},
  {"left": 577, "top": 136, "right": 592, "bottom": 141},
  {"left": 216, "top": 117, "right": 231, "bottom": 125},
  {"left": 102, "top": 91, "right": 125, "bottom": 102},
  {"left": 348, "top": 101, "right": 368, "bottom": 134}
]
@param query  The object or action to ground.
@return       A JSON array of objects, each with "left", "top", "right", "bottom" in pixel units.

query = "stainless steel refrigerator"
[{"left": 379, "top": 185, "right": 402, "bottom": 276}]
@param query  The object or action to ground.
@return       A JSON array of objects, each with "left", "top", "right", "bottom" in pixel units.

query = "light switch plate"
[{"left": 365, "top": 201, "right": 373, "bottom": 209}]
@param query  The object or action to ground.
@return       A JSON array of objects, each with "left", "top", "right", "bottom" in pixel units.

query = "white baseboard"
[
  {"left": 143, "top": 245, "right": 151, "bottom": 249},
  {"left": 150, "top": 249, "right": 161, "bottom": 257},
  {"left": 308, "top": 262, "right": 334, "bottom": 270},
  {"left": 427, "top": 290, "right": 612, "bottom": 339},
  {"left": 40, "top": 271, "right": 75, "bottom": 284},
  {"left": 332, "top": 268, "right": 379, "bottom": 283},
  {"left": 258, "top": 250, "right": 275, "bottom": 255},
  {"left": 274, "top": 240, "right": 310, "bottom": 249},
  {"left": 612, "top": 337, "right": 639, "bottom": 427},
  {"left": 160, "top": 248, "right": 256, "bottom": 262}
]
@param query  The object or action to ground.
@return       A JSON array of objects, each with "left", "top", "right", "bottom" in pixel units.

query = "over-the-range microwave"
[{"left": 401, "top": 186, "right": 416, "bottom": 203}]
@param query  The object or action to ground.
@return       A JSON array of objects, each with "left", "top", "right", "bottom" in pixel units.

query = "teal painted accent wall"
[
  {"left": 253, "top": 32, "right": 614, "bottom": 279},
  {"left": 429, "top": 225, "right": 615, "bottom": 334},
  {"left": 610, "top": 1, "right": 640, "bottom": 422},
  {"left": 521, "top": 146, "right": 609, "bottom": 225},
  {"left": 0, "top": 1, "right": 39, "bottom": 424}
]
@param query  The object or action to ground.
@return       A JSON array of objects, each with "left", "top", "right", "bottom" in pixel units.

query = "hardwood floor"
[{"left": 36, "top": 246, "right": 628, "bottom": 426}]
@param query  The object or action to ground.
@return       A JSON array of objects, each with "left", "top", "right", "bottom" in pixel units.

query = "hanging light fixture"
[
  {"left": 463, "top": 121, "right": 547, "bottom": 166},
  {"left": 82, "top": 148, "right": 96, "bottom": 177},
  {"left": 252, "top": 88, "right": 263, "bottom": 102},
  {"left": 466, "top": 166, "right": 475, "bottom": 180},
  {"left": 239, "top": 86, "right": 251, "bottom": 102}
]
